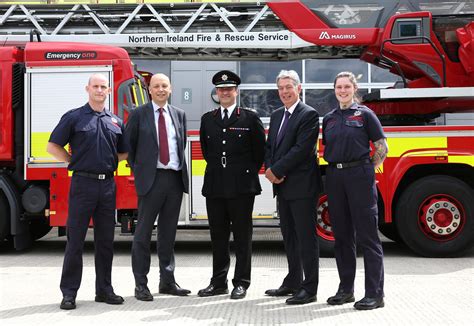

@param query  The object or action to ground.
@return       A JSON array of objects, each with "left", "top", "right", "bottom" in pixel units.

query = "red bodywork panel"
[{"left": 0, "top": 47, "right": 23, "bottom": 161}]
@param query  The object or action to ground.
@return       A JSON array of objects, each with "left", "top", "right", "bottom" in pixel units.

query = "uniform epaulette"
[
  {"left": 211, "top": 107, "right": 220, "bottom": 116},
  {"left": 242, "top": 107, "right": 257, "bottom": 113}
]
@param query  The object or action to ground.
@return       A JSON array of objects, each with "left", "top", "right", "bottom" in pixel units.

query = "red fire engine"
[{"left": 0, "top": 0, "right": 472, "bottom": 257}]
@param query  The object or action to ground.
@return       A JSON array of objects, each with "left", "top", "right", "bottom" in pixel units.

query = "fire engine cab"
[{"left": 0, "top": 0, "right": 472, "bottom": 257}]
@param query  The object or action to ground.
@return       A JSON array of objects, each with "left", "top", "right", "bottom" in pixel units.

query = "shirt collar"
[
  {"left": 285, "top": 99, "right": 299, "bottom": 115},
  {"left": 83, "top": 102, "right": 109, "bottom": 116},
  {"left": 221, "top": 103, "right": 237, "bottom": 117},
  {"left": 152, "top": 101, "right": 169, "bottom": 112},
  {"left": 339, "top": 102, "right": 358, "bottom": 111}
]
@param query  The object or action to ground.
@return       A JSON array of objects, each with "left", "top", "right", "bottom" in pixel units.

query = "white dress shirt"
[
  {"left": 152, "top": 101, "right": 180, "bottom": 170},
  {"left": 278, "top": 99, "right": 299, "bottom": 133},
  {"left": 221, "top": 103, "right": 237, "bottom": 119}
]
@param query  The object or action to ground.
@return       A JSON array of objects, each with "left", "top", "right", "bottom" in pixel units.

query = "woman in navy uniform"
[
  {"left": 323, "top": 71, "right": 388, "bottom": 310},
  {"left": 198, "top": 70, "right": 265, "bottom": 300}
]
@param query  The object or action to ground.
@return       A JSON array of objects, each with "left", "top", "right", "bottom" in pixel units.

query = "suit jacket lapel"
[
  {"left": 272, "top": 108, "right": 285, "bottom": 149},
  {"left": 214, "top": 109, "right": 225, "bottom": 128},
  {"left": 144, "top": 102, "right": 158, "bottom": 147}
]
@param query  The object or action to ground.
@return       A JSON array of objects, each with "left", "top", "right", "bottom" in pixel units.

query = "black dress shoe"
[
  {"left": 95, "top": 292, "right": 125, "bottom": 305},
  {"left": 230, "top": 285, "right": 247, "bottom": 300},
  {"left": 327, "top": 291, "right": 355, "bottom": 305},
  {"left": 60, "top": 296, "right": 76, "bottom": 310},
  {"left": 197, "top": 284, "right": 229, "bottom": 297},
  {"left": 286, "top": 289, "right": 316, "bottom": 305},
  {"left": 265, "top": 286, "right": 297, "bottom": 297},
  {"left": 135, "top": 285, "right": 153, "bottom": 301},
  {"left": 159, "top": 283, "right": 191, "bottom": 296},
  {"left": 354, "top": 297, "right": 385, "bottom": 310}
]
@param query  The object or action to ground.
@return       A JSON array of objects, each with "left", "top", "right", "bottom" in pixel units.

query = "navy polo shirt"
[
  {"left": 322, "top": 103, "right": 385, "bottom": 163},
  {"left": 49, "top": 103, "right": 128, "bottom": 174}
]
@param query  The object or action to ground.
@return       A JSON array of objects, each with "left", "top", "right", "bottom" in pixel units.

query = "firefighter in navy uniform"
[
  {"left": 47, "top": 74, "right": 128, "bottom": 310},
  {"left": 323, "top": 72, "right": 388, "bottom": 310},
  {"left": 198, "top": 70, "right": 265, "bottom": 300}
]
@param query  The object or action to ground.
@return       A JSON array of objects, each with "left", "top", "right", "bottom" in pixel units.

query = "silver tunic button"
[
  {"left": 222, "top": 152, "right": 226, "bottom": 155},
  {"left": 223, "top": 129, "right": 226, "bottom": 132},
  {"left": 238, "top": 134, "right": 242, "bottom": 137},
  {"left": 222, "top": 140, "right": 226, "bottom": 144}
]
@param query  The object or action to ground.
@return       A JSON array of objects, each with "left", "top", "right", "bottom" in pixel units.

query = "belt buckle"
[
  {"left": 98, "top": 174, "right": 106, "bottom": 180},
  {"left": 336, "top": 163, "right": 343, "bottom": 169},
  {"left": 221, "top": 157, "right": 227, "bottom": 168}
]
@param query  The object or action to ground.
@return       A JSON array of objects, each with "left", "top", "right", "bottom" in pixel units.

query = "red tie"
[{"left": 158, "top": 107, "right": 170, "bottom": 165}]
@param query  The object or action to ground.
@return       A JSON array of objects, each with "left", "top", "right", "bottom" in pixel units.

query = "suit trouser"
[
  {"left": 277, "top": 196, "right": 319, "bottom": 295},
  {"left": 206, "top": 196, "right": 255, "bottom": 289},
  {"left": 60, "top": 175, "right": 116, "bottom": 297},
  {"left": 326, "top": 164, "right": 384, "bottom": 298},
  {"left": 132, "top": 169, "right": 184, "bottom": 287}
]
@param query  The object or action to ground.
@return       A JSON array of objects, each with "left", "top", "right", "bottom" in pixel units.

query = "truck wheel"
[
  {"left": 316, "top": 194, "right": 335, "bottom": 255},
  {"left": 29, "top": 218, "right": 52, "bottom": 240},
  {"left": 0, "top": 192, "right": 10, "bottom": 241},
  {"left": 396, "top": 175, "right": 474, "bottom": 257},
  {"left": 378, "top": 223, "right": 401, "bottom": 242}
]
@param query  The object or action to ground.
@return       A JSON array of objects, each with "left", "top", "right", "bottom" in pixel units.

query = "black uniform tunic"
[
  {"left": 199, "top": 107, "right": 265, "bottom": 288},
  {"left": 49, "top": 103, "right": 127, "bottom": 297},
  {"left": 322, "top": 103, "right": 386, "bottom": 299}
]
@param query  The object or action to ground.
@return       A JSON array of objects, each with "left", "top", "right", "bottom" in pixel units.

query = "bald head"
[
  {"left": 88, "top": 73, "right": 109, "bottom": 86},
  {"left": 149, "top": 73, "right": 172, "bottom": 107},
  {"left": 86, "top": 73, "right": 110, "bottom": 112}
]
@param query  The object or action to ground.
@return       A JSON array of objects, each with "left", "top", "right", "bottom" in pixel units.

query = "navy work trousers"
[
  {"left": 60, "top": 174, "right": 116, "bottom": 297},
  {"left": 326, "top": 164, "right": 384, "bottom": 298}
]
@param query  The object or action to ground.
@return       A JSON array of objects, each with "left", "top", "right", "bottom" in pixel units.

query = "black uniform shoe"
[
  {"left": 286, "top": 289, "right": 316, "bottom": 305},
  {"left": 230, "top": 285, "right": 247, "bottom": 299},
  {"left": 135, "top": 285, "right": 153, "bottom": 301},
  {"left": 60, "top": 296, "right": 76, "bottom": 310},
  {"left": 197, "top": 284, "right": 229, "bottom": 297},
  {"left": 327, "top": 291, "right": 355, "bottom": 305},
  {"left": 354, "top": 297, "right": 385, "bottom": 310},
  {"left": 265, "top": 286, "right": 297, "bottom": 297},
  {"left": 95, "top": 292, "right": 125, "bottom": 305},
  {"left": 159, "top": 283, "right": 191, "bottom": 296}
]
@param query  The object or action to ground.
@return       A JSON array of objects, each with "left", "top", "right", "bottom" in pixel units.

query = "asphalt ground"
[{"left": 0, "top": 228, "right": 473, "bottom": 326}]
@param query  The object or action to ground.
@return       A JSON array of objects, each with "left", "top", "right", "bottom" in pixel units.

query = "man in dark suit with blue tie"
[
  {"left": 264, "top": 70, "right": 321, "bottom": 305},
  {"left": 126, "top": 73, "right": 190, "bottom": 301}
]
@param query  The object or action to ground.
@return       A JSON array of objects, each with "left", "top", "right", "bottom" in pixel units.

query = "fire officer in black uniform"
[
  {"left": 197, "top": 70, "right": 265, "bottom": 300},
  {"left": 47, "top": 73, "right": 127, "bottom": 310},
  {"left": 323, "top": 71, "right": 388, "bottom": 310}
]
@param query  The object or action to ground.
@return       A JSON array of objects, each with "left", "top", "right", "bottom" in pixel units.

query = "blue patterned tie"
[{"left": 276, "top": 110, "right": 291, "bottom": 146}]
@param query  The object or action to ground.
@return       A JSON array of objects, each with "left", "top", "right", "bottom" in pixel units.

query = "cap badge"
[{"left": 221, "top": 74, "right": 228, "bottom": 81}]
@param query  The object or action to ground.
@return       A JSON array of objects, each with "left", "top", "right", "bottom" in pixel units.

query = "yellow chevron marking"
[
  {"left": 192, "top": 160, "right": 207, "bottom": 176},
  {"left": 448, "top": 155, "right": 474, "bottom": 166},
  {"left": 387, "top": 137, "right": 447, "bottom": 157}
]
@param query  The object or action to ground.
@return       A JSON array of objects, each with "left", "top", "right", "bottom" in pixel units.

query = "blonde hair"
[{"left": 334, "top": 71, "right": 361, "bottom": 103}]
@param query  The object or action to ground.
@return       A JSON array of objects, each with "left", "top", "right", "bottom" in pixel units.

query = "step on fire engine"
[{"left": 0, "top": 0, "right": 472, "bottom": 257}]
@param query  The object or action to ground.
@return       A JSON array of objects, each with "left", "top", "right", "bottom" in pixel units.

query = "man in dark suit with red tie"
[
  {"left": 264, "top": 70, "right": 321, "bottom": 305},
  {"left": 126, "top": 73, "right": 190, "bottom": 301}
]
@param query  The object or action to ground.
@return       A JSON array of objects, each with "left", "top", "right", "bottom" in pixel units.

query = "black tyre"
[
  {"left": 29, "top": 218, "right": 52, "bottom": 240},
  {"left": 316, "top": 194, "right": 335, "bottom": 256},
  {"left": 378, "top": 223, "right": 401, "bottom": 242},
  {"left": 396, "top": 175, "right": 474, "bottom": 257},
  {"left": 0, "top": 192, "right": 10, "bottom": 241}
]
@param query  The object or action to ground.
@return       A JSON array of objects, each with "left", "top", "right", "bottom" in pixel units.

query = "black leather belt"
[
  {"left": 328, "top": 159, "right": 371, "bottom": 169},
  {"left": 73, "top": 171, "right": 114, "bottom": 180}
]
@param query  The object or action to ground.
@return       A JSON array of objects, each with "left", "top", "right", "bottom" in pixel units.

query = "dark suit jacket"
[
  {"left": 200, "top": 107, "right": 265, "bottom": 198},
  {"left": 125, "top": 102, "right": 189, "bottom": 196},
  {"left": 264, "top": 101, "right": 321, "bottom": 200}
]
